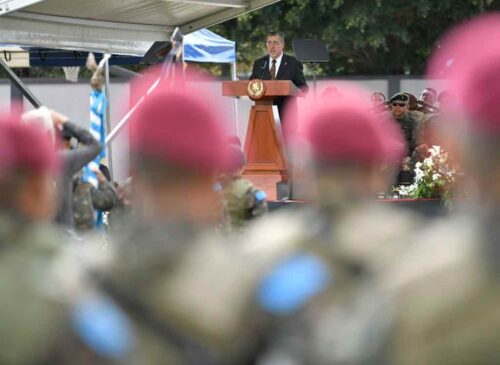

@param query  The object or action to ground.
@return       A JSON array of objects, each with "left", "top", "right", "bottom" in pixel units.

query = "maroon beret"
[
  {"left": 129, "top": 82, "right": 227, "bottom": 174},
  {"left": 301, "top": 87, "right": 405, "bottom": 166},
  {"left": 0, "top": 113, "right": 58, "bottom": 181},
  {"left": 427, "top": 13, "right": 500, "bottom": 133}
]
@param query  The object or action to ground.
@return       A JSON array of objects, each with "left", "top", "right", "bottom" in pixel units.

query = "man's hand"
[
  {"left": 91, "top": 167, "right": 107, "bottom": 183},
  {"left": 86, "top": 52, "right": 98, "bottom": 72},
  {"left": 49, "top": 109, "right": 69, "bottom": 130}
]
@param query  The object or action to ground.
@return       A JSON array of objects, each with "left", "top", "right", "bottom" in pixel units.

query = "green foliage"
[{"left": 210, "top": 0, "right": 500, "bottom": 75}]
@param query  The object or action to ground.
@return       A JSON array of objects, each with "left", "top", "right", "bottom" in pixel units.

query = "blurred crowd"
[{"left": 2, "top": 12, "right": 500, "bottom": 365}]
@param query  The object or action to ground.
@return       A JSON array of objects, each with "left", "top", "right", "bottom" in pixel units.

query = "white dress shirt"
[{"left": 268, "top": 52, "right": 284, "bottom": 76}]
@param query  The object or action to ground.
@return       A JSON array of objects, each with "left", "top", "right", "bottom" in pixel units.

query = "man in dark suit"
[{"left": 250, "top": 31, "right": 308, "bottom": 136}]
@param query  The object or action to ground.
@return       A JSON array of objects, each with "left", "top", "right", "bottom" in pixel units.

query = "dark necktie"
[{"left": 270, "top": 59, "right": 277, "bottom": 80}]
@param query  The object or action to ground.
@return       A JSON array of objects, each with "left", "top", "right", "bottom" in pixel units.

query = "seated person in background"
[
  {"left": 219, "top": 145, "right": 268, "bottom": 229},
  {"left": 418, "top": 87, "right": 439, "bottom": 114},
  {"left": 370, "top": 91, "right": 389, "bottom": 113},
  {"left": 321, "top": 85, "right": 343, "bottom": 100},
  {"left": 404, "top": 92, "right": 419, "bottom": 111},
  {"left": 388, "top": 93, "right": 427, "bottom": 184},
  {"left": 438, "top": 90, "right": 453, "bottom": 110}
]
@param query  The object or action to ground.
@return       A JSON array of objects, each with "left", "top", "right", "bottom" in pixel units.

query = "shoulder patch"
[
  {"left": 254, "top": 190, "right": 267, "bottom": 201},
  {"left": 72, "top": 296, "right": 135, "bottom": 359},
  {"left": 257, "top": 252, "right": 332, "bottom": 315}
]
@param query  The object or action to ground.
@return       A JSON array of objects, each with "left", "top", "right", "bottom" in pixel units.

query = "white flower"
[
  {"left": 414, "top": 168, "right": 425, "bottom": 183},
  {"left": 415, "top": 162, "right": 422, "bottom": 169},
  {"left": 423, "top": 157, "right": 434, "bottom": 168},
  {"left": 432, "top": 173, "right": 441, "bottom": 181},
  {"left": 396, "top": 184, "right": 417, "bottom": 197}
]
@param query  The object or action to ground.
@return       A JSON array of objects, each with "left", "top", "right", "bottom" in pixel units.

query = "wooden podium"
[{"left": 222, "top": 80, "right": 298, "bottom": 192}]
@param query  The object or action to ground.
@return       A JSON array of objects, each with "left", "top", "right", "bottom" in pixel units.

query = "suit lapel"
[
  {"left": 276, "top": 54, "right": 288, "bottom": 80},
  {"left": 261, "top": 57, "right": 271, "bottom": 80}
]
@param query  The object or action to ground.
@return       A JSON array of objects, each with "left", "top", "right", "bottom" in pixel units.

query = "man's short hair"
[{"left": 267, "top": 31, "right": 285, "bottom": 42}]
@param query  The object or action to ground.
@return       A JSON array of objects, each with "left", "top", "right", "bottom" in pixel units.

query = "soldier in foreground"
[
  {"left": 317, "top": 13, "right": 500, "bottom": 365},
  {"left": 82, "top": 80, "right": 273, "bottom": 364},
  {"left": 379, "top": 14, "right": 500, "bottom": 364},
  {"left": 240, "top": 87, "right": 423, "bottom": 364},
  {"left": 0, "top": 117, "right": 135, "bottom": 364}
]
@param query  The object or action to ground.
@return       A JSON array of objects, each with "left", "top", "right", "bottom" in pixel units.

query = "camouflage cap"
[
  {"left": 129, "top": 82, "right": 227, "bottom": 174},
  {"left": 0, "top": 115, "right": 58, "bottom": 181}
]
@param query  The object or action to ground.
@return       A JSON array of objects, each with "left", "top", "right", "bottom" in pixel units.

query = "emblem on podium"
[{"left": 247, "top": 79, "right": 266, "bottom": 100}]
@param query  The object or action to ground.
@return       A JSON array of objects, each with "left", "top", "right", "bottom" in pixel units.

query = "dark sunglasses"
[{"left": 391, "top": 102, "right": 407, "bottom": 107}]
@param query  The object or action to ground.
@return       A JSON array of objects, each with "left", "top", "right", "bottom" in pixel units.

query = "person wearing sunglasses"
[
  {"left": 417, "top": 88, "right": 440, "bottom": 114},
  {"left": 389, "top": 92, "right": 427, "bottom": 184}
]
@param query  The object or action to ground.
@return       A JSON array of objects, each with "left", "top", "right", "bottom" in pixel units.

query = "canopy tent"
[
  {"left": 183, "top": 28, "right": 239, "bottom": 133},
  {"left": 184, "top": 28, "right": 235, "bottom": 64},
  {"left": 0, "top": 0, "right": 279, "bottom": 55}
]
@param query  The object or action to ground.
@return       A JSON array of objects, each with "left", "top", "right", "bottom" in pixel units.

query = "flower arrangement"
[{"left": 395, "top": 145, "right": 458, "bottom": 202}]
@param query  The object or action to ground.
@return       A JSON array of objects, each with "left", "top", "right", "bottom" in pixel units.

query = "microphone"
[{"left": 260, "top": 59, "right": 268, "bottom": 79}]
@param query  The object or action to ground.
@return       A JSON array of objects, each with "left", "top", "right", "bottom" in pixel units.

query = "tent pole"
[
  {"left": 105, "top": 77, "right": 160, "bottom": 145},
  {"left": 104, "top": 53, "right": 114, "bottom": 181},
  {"left": 231, "top": 61, "right": 239, "bottom": 136},
  {"left": 106, "top": 28, "right": 182, "bottom": 145},
  {"left": 0, "top": 57, "right": 42, "bottom": 108}
]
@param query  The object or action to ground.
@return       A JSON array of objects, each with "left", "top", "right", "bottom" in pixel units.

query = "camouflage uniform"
[
  {"left": 378, "top": 212, "right": 500, "bottom": 365},
  {"left": 316, "top": 16, "right": 500, "bottom": 365},
  {"left": 0, "top": 115, "right": 137, "bottom": 364},
  {"left": 0, "top": 213, "right": 138, "bottom": 364},
  {"left": 93, "top": 215, "right": 283, "bottom": 364},
  {"left": 86, "top": 80, "right": 269, "bottom": 363},
  {"left": 229, "top": 87, "right": 418, "bottom": 364},
  {"left": 388, "top": 110, "right": 428, "bottom": 184},
  {"left": 246, "top": 201, "right": 422, "bottom": 365},
  {"left": 322, "top": 210, "right": 500, "bottom": 365},
  {"left": 377, "top": 23, "right": 500, "bottom": 363},
  {"left": 223, "top": 176, "right": 268, "bottom": 229},
  {"left": 390, "top": 110, "right": 427, "bottom": 156},
  {"left": 73, "top": 170, "right": 117, "bottom": 231}
]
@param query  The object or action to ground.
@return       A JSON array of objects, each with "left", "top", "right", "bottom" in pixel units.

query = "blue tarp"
[{"left": 183, "top": 29, "right": 235, "bottom": 64}]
